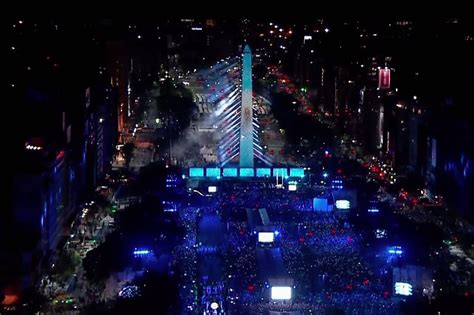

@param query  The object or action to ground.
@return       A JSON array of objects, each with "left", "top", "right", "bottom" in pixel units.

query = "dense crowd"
[
  {"left": 172, "top": 206, "right": 199, "bottom": 314},
  {"left": 170, "top": 180, "right": 403, "bottom": 314}
]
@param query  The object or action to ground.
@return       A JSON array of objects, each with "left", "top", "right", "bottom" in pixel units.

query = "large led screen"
[
  {"left": 271, "top": 286, "right": 292, "bottom": 300},
  {"left": 189, "top": 167, "right": 204, "bottom": 177},
  {"left": 258, "top": 232, "right": 274, "bottom": 243}
]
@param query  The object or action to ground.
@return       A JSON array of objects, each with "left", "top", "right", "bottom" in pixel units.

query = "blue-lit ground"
[{"left": 173, "top": 180, "right": 400, "bottom": 314}]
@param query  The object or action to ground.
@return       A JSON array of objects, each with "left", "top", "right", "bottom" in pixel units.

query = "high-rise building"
[
  {"left": 106, "top": 41, "right": 130, "bottom": 139},
  {"left": 11, "top": 140, "right": 71, "bottom": 289}
]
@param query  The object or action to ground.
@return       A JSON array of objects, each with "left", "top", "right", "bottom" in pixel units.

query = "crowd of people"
[
  {"left": 225, "top": 222, "right": 258, "bottom": 292},
  {"left": 224, "top": 181, "right": 398, "bottom": 313},
  {"left": 172, "top": 206, "right": 199, "bottom": 314},
  {"left": 168, "top": 179, "right": 405, "bottom": 314}
]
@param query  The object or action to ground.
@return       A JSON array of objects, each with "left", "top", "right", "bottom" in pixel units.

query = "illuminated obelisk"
[{"left": 239, "top": 44, "right": 254, "bottom": 168}]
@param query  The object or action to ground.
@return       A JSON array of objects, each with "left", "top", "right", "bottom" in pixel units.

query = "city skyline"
[{"left": 3, "top": 15, "right": 474, "bottom": 314}]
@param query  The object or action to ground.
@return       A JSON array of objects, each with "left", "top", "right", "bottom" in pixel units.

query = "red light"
[
  {"left": 247, "top": 284, "right": 256, "bottom": 292},
  {"left": 56, "top": 150, "right": 65, "bottom": 161}
]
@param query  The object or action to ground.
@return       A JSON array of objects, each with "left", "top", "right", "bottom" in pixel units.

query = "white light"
[
  {"left": 208, "top": 186, "right": 217, "bottom": 193},
  {"left": 271, "top": 286, "right": 292, "bottom": 300},
  {"left": 324, "top": 28, "right": 330, "bottom": 33},
  {"left": 413, "top": 95, "right": 417, "bottom": 100},
  {"left": 258, "top": 232, "right": 274, "bottom": 243},
  {"left": 288, "top": 184, "right": 297, "bottom": 191},
  {"left": 335, "top": 200, "right": 350, "bottom": 209},
  {"left": 210, "top": 302, "right": 219, "bottom": 310},
  {"left": 395, "top": 282, "right": 413, "bottom": 296},
  {"left": 137, "top": 35, "right": 142, "bottom": 39}
]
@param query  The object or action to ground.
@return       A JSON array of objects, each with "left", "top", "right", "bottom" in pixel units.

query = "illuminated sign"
[
  {"left": 240, "top": 168, "right": 254, "bottom": 177},
  {"left": 378, "top": 68, "right": 391, "bottom": 89},
  {"left": 313, "top": 198, "right": 329, "bottom": 212},
  {"left": 335, "top": 200, "right": 351, "bottom": 209},
  {"left": 189, "top": 167, "right": 204, "bottom": 177},
  {"left": 273, "top": 168, "right": 288, "bottom": 177},
  {"left": 271, "top": 286, "right": 292, "bottom": 300},
  {"left": 133, "top": 249, "right": 152, "bottom": 257},
  {"left": 388, "top": 246, "right": 403, "bottom": 255},
  {"left": 256, "top": 168, "right": 271, "bottom": 177},
  {"left": 375, "top": 229, "right": 387, "bottom": 239},
  {"left": 222, "top": 168, "right": 238, "bottom": 177},
  {"left": 289, "top": 168, "right": 304, "bottom": 177},
  {"left": 394, "top": 282, "right": 413, "bottom": 296},
  {"left": 258, "top": 232, "right": 275, "bottom": 243},
  {"left": 206, "top": 168, "right": 220, "bottom": 177},
  {"left": 208, "top": 186, "right": 217, "bottom": 193},
  {"left": 288, "top": 184, "right": 297, "bottom": 191},
  {"left": 163, "top": 201, "right": 177, "bottom": 212}
]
